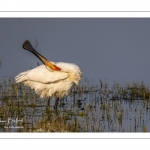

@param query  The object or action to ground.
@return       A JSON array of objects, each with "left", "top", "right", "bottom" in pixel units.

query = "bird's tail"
[{"left": 15, "top": 71, "right": 29, "bottom": 83}]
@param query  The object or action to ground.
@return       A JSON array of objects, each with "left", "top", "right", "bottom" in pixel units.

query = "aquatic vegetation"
[{"left": 0, "top": 77, "right": 150, "bottom": 132}]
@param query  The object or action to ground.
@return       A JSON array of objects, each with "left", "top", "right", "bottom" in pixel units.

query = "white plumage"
[
  {"left": 15, "top": 62, "right": 82, "bottom": 98},
  {"left": 15, "top": 41, "right": 82, "bottom": 102}
]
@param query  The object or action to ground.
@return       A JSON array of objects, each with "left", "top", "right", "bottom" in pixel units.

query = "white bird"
[{"left": 15, "top": 40, "right": 82, "bottom": 109}]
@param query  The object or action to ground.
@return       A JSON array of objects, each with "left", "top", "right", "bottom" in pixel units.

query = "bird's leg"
[
  {"left": 47, "top": 97, "right": 51, "bottom": 106},
  {"left": 54, "top": 98, "right": 59, "bottom": 110}
]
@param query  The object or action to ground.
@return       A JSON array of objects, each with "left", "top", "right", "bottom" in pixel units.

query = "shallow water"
[{"left": 0, "top": 80, "right": 150, "bottom": 132}]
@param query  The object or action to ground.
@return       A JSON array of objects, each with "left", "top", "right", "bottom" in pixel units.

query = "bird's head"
[{"left": 55, "top": 62, "right": 83, "bottom": 85}]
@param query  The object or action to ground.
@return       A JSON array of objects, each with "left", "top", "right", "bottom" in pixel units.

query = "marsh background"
[{"left": 0, "top": 18, "right": 150, "bottom": 132}]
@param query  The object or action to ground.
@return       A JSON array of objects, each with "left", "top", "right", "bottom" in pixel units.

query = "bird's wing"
[{"left": 16, "top": 65, "right": 68, "bottom": 84}]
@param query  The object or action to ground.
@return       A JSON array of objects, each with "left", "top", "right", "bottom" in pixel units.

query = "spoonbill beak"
[{"left": 22, "top": 40, "right": 61, "bottom": 71}]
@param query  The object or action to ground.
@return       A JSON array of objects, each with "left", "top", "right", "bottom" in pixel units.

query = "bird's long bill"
[{"left": 22, "top": 40, "right": 61, "bottom": 71}]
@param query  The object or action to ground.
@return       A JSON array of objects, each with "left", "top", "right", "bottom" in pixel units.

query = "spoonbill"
[{"left": 15, "top": 40, "right": 82, "bottom": 109}]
